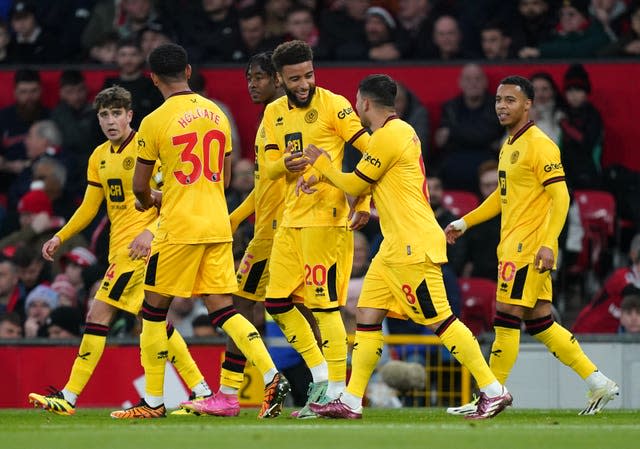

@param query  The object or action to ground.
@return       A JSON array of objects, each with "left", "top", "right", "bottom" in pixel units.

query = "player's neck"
[
  {"left": 369, "top": 111, "right": 397, "bottom": 132},
  {"left": 506, "top": 116, "right": 531, "bottom": 136},
  {"left": 159, "top": 82, "right": 192, "bottom": 100}
]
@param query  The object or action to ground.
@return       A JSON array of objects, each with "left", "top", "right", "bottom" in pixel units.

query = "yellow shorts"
[
  {"left": 235, "top": 238, "right": 274, "bottom": 302},
  {"left": 496, "top": 260, "right": 552, "bottom": 308},
  {"left": 358, "top": 254, "right": 453, "bottom": 326},
  {"left": 94, "top": 247, "right": 145, "bottom": 315},
  {"left": 144, "top": 238, "right": 237, "bottom": 298},
  {"left": 266, "top": 226, "right": 353, "bottom": 310}
]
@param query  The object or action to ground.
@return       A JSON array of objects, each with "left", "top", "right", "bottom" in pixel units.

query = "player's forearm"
[
  {"left": 264, "top": 147, "right": 288, "bottom": 180},
  {"left": 56, "top": 186, "right": 103, "bottom": 243},
  {"left": 230, "top": 189, "right": 255, "bottom": 225},
  {"left": 312, "top": 156, "right": 369, "bottom": 197},
  {"left": 133, "top": 161, "right": 154, "bottom": 208},
  {"left": 350, "top": 194, "right": 372, "bottom": 213},
  {"left": 542, "top": 181, "right": 570, "bottom": 249},
  {"left": 462, "top": 189, "right": 501, "bottom": 228}
]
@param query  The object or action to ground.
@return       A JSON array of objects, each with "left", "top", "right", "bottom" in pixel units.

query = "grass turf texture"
[{"left": 2, "top": 408, "right": 638, "bottom": 449}]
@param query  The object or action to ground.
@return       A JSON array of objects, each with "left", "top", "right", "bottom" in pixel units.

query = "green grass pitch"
[{"left": 1, "top": 408, "right": 639, "bottom": 449}]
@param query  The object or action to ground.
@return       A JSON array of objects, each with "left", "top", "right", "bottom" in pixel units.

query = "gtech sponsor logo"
[
  {"left": 337, "top": 107, "right": 353, "bottom": 119},
  {"left": 362, "top": 152, "right": 381, "bottom": 168},
  {"left": 544, "top": 162, "right": 563, "bottom": 172}
]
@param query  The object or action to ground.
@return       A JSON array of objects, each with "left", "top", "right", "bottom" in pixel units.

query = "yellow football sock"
[
  {"left": 345, "top": 325, "right": 384, "bottom": 398},
  {"left": 167, "top": 325, "right": 204, "bottom": 390},
  {"left": 530, "top": 320, "right": 596, "bottom": 379},
  {"left": 220, "top": 351, "right": 246, "bottom": 390},
  {"left": 436, "top": 316, "right": 496, "bottom": 388},
  {"left": 269, "top": 307, "right": 325, "bottom": 370},
  {"left": 489, "top": 327, "right": 521, "bottom": 385},
  {"left": 140, "top": 319, "right": 168, "bottom": 397},
  {"left": 221, "top": 314, "right": 275, "bottom": 375},
  {"left": 313, "top": 310, "right": 347, "bottom": 382},
  {"left": 64, "top": 326, "right": 107, "bottom": 396}
]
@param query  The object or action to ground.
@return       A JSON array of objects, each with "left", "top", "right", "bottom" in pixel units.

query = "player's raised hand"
[
  {"left": 41, "top": 235, "right": 61, "bottom": 262},
  {"left": 284, "top": 141, "right": 308, "bottom": 172},
  {"left": 534, "top": 246, "right": 554, "bottom": 272},
  {"left": 128, "top": 229, "right": 153, "bottom": 260},
  {"left": 304, "top": 144, "right": 329, "bottom": 165},
  {"left": 444, "top": 219, "right": 467, "bottom": 244},
  {"left": 295, "top": 175, "right": 318, "bottom": 196}
]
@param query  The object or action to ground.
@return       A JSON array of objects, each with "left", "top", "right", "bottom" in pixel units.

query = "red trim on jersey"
[
  {"left": 265, "top": 143, "right": 279, "bottom": 151},
  {"left": 166, "top": 90, "right": 195, "bottom": 99},
  {"left": 355, "top": 168, "right": 375, "bottom": 183},
  {"left": 137, "top": 157, "right": 156, "bottom": 165},
  {"left": 381, "top": 114, "right": 399, "bottom": 127},
  {"left": 347, "top": 127, "right": 368, "bottom": 145},
  {"left": 111, "top": 130, "right": 135, "bottom": 154},
  {"left": 507, "top": 120, "right": 534, "bottom": 145},
  {"left": 542, "top": 176, "right": 565, "bottom": 186}
]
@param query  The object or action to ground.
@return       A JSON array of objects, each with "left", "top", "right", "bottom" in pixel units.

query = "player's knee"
[
  {"left": 265, "top": 297, "right": 294, "bottom": 315},
  {"left": 524, "top": 314, "right": 554, "bottom": 336}
]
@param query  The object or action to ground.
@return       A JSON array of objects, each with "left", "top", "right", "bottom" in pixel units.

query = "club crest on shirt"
[
  {"left": 305, "top": 109, "right": 318, "bottom": 124},
  {"left": 510, "top": 151, "right": 519, "bottom": 164},
  {"left": 123, "top": 156, "right": 135, "bottom": 170}
]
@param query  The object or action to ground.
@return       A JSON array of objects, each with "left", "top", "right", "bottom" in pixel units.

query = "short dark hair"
[
  {"left": 93, "top": 86, "right": 132, "bottom": 111},
  {"left": 59, "top": 70, "right": 84, "bottom": 88},
  {"left": 149, "top": 43, "right": 188, "bottom": 81},
  {"left": 247, "top": 51, "right": 276, "bottom": 78},
  {"left": 0, "top": 312, "right": 22, "bottom": 328},
  {"left": 271, "top": 40, "right": 313, "bottom": 72},
  {"left": 14, "top": 68, "right": 40, "bottom": 85},
  {"left": 116, "top": 37, "right": 140, "bottom": 51},
  {"left": 499, "top": 75, "right": 534, "bottom": 101},
  {"left": 621, "top": 294, "right": 640, "bottom": 312},
  {"left": 358, "top": 74, "right": 397, "bottom": 108},
  {"left": 481, "top": 19, "right": 510, "bottom": 36},
  {"left": 238, "top": 5, "right": 264, "bottom": 22}
]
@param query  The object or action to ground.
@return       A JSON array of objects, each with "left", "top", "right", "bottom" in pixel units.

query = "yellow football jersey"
[
  {"left": 497, "top": 121, "right": 566, "bottom": 262},
  {"left": 253, "top": 118, "right": 284, "bottom": 239},
  {"left": 263, "top": 86, "right": 369, "bottom": 227},
  {"left": 86, "top": 130, "right": 159, "bottom": 254},
  {"left": 354, "top": 116, "right": 447, "bottom": 265},
  {"left": 137, "top": 92, "right": 233, "bottom": 244}
]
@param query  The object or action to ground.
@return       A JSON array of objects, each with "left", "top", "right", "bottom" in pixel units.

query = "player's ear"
[
  {"left": 185, "top": 64, "right": 192, "bottom": 81},
  {"left": 150, "top": 72, "right": 159, "bottom": 87}
]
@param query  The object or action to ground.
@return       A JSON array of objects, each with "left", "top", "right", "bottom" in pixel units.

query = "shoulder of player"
[{"left": 264, "top": 96, "right": 288, "bottom": 116}]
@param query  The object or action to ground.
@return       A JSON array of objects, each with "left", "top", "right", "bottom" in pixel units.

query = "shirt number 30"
[{"left": 172, "top": 130, "right": 226, "bottom": 185}]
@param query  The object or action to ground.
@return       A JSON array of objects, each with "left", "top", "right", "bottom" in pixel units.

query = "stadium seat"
[
  {"left": 568, "top": 190, "right": 616, "bottom": 297},
  {"left": 442, "top": 191, "right": 479, "bottom": 217},
  {"left": 458, "top": 278, "right": 496, "bottom": 336}
]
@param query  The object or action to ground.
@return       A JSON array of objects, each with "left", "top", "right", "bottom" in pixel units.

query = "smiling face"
[
  {"left": 495, "top": 83, "right": 531, "bottom": 132},
  {"left": 279, "top": 60, "right": 316, "bottom": 108},
  {"left": 97, "top": 106, "right": 133, "bottom": 145}
]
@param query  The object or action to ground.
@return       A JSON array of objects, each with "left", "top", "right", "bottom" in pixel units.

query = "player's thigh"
[
  {"left": 496, "top": 260, "right": 552, "bottom": 308},
  {"left": 383, "top": 258, "right": 453, "bottom": 326},
  {"left": 236, "top": 238, "right": 273, "bottom": 302},
  {"left": 195, "top": 242, "right": 238, "bottom": 295},
  {"left": 265, "top": 227, "right": 305, "bottom": 299},
  {"left": 357, "top": 256, "right": 396, "bottom": 315},
  {"left": 144, "top": 239, "right": 206, "bottom": 298},
  {"left": 300, "top": 226, "right": 351, "bottom": 310},
  {"left": 94, "top": 247, "right": 146, "bottom": 315}
]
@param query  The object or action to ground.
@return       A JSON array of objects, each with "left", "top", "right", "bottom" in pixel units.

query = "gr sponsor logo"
[
  {"left": 362, "top": 152, "right": 381, "bottom": 168},
  {"left": 544, "top": 162, "right": 563, "bottom": 172},
  {"left": 337, "top": 107, "right": 353, "bottom": 119}
]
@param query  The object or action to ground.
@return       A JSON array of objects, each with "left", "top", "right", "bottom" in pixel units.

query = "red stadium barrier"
[
  {"left": 0, "top": 343, "right": 226, "bottom": 409},
  {"left": 0, "top": 62, "right": 637, "bottom": 171}
]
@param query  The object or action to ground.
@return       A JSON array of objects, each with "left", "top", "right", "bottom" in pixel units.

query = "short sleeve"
[
  {"left": 331, "top": 94, "right": 369, "bottom": 152},
  {"left": 533, "top": 138, "right": 566, "bottom": 187},
  {"left": 86, "top": 149, "right": 101, "bottom": 186},
  {"left": 354, "top": 131, "right": 399, "bottom": 183},
  {"left": 137, "top": 117, "right": 157, "bottom": 163}
]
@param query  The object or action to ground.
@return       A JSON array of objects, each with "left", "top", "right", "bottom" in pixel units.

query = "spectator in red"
[
  {"left": 0, "top": 254, "right": 26, "bottom": 319},
  {"left": 572, "top": 233, "right": 640, "bottom": 334}
]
